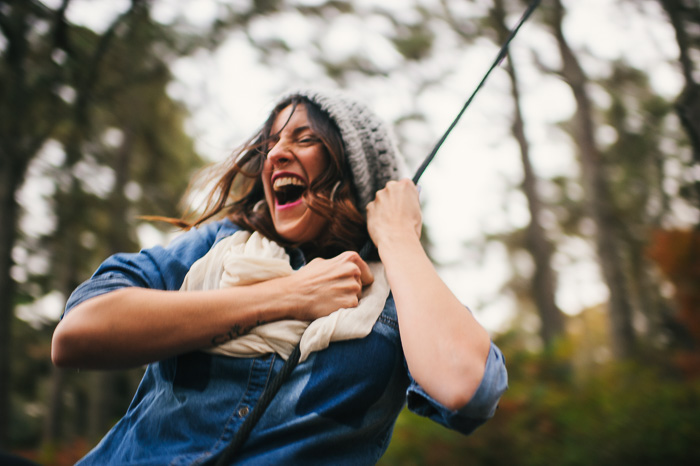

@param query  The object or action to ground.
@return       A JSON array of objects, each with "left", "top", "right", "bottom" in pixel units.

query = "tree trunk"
[
  {"left": 492, "top": 0, "right": 565, "bottom": 347},
  {"left": 0, "top": 2, "right": 33, "bottom": 446},
  {"left": 658, "top": 0, "right": 700, "bottom": 211},
  {"left": 0, "top": 158, "right": 22, "bottom": 448},
  {"left": 550, "top": 0, "right": 637, "bottom": 359}
]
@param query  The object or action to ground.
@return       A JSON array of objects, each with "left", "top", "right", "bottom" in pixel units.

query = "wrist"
[
  {"left": 372, "top": 227, "right": 419, "bottom": 251},
  {"left": 227, "top": 279, "right": 295, "bottom": 324},
  {"left": 266, "top": 274, "right": 305, "bottom": 321},
  {"left": 375, "top": 232, "right": 424, "bottom": 264}
]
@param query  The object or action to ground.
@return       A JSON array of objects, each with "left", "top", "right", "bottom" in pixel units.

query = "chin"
[
  {"left": 265, "top": 192, "right": 328, "bottom": 245},
  {"left": 274, "top": 217, "right": 328, "bottom": 245},
  {"left": 277, "top": 226, "right": 325, "bottom": 245}
]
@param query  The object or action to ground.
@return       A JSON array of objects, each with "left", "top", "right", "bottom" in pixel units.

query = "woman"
[{"left": 52, "top": 88, "right": 508, "bottom": 465}]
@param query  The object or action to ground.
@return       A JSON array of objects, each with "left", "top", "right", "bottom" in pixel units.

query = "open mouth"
[{"left": 272, "top": 175, "right": 307, "bottom": 207}]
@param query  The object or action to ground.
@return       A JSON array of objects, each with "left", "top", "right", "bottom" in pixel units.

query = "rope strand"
[{"left": 412, "top": 0, "right": 541, "bottom": 184}]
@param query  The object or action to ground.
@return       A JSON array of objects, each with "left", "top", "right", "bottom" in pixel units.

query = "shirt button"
[{"left": 238, "top": 406, "right": 250, "bottom": 418}]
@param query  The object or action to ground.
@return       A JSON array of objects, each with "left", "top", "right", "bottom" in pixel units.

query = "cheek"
[{"left": 308, "top": 151, "right": 331, "bottom": 180}]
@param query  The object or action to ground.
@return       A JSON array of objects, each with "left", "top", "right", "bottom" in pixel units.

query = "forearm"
[
  {"left": 378, "top": 234, "right": 491, "bottom": 411},
  {"left": 52, "top": 284, "right": 291, "bottom": 370}
]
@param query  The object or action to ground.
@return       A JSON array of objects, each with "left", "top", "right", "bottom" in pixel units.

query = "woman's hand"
[
  {"left": 282, "top": 251, "right": 374, "bottom": 321},
  {"left": 366, "top": 179, "right": 422, "bottom": 250}
]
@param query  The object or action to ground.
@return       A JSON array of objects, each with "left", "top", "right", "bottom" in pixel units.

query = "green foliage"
[{"left": 381, "top": 339, "right": 700, "bottom": 465}]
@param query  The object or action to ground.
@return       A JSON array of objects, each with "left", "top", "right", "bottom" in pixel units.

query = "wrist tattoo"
[{"left": 211, "top": 320, "right": 267, "bottom": 346}]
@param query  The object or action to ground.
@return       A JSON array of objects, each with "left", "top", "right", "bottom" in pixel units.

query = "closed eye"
[
  {"left": 298, "top": 135, "right": 319, "bottom": 145},
  {"left": 291, "top": 125, "right": 319, "bottom": 144}
]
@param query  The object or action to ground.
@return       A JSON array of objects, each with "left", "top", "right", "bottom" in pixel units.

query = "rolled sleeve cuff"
[
  {"left": 63, "top": 273, "right": 139, "bottom": 318},
  {"left": 406, "top": 342, "right": 508, "bottom": 435}
]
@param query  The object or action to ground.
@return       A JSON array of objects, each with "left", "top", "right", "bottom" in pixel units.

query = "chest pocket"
[
  {"left": 295, "top": 332, "right": 397, "bottom": 428},
  {"left": 295, "top": 298, "right": 402, "bottom": 429}
]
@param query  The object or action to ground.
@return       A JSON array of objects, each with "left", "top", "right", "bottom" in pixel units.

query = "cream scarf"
[{"left": 180, "top": 230, "right": 389, "bottom": 362}]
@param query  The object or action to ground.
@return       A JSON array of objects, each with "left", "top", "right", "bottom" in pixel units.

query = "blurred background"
[{"left": 2, "top": 0, "right": 699, "bottom": 464}]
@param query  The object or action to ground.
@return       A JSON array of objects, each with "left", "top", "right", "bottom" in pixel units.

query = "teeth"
[{"left": 273, "top": 176, "right": 305, "bottom": 191}]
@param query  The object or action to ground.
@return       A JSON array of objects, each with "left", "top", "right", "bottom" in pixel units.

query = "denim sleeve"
[
  {"left": 405, "top": 342, "right": 508, "bottom": 435},
  {"left": 63, "top": 220, "right": 239, "bottom": 317}
]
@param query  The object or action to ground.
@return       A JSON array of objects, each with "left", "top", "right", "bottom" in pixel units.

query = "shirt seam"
[{"left": 377, "top": 314, "right": 398, "bottom": 330}]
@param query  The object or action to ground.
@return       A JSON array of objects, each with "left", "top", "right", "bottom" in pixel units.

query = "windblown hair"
[{"left": 168, "top": 96, "right": 369, "bottom": 259}]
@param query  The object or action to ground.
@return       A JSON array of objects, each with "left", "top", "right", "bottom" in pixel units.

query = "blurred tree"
[
  {"left": 39, "top": 7, "right": 205, "bottom": 454},
  {"left": 436, "top": 0, "right": 566, "bottom": 349},
  {"left": 541, "top": 0, "right": 637, "bottom": 359},
  {"left": 596, "top": 61, "right": 689, "bottom": 351},
  {"left": 0, "top": 0, "right": 75, "bottom": 448},
  {"left": 1, "top": 0, "right": 209, "bottom": 452},
  {"left": 658, "top": 0, "right": 700, "bottom": 211},
  {"left": 491, "top": 0, "right": 565, "bottom": 348}
]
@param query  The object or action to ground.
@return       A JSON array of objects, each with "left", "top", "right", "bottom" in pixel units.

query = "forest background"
[{"left": 2, "top": 0, "right": 700, "bottom": 464}]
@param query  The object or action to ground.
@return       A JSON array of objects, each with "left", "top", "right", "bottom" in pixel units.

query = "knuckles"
[
  {"left": 340, "top": 295, "right": 359, "bottom": 309},
  {"left": 337, "top": 250, "right": 361, "bottom": 262}
]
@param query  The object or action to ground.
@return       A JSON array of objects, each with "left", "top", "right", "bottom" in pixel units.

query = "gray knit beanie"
[{"left": 275, "top": 88, "right": 409, "bottom": 211}]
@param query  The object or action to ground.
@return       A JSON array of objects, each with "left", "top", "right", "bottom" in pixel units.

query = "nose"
[{"left": 266, "top": 139, "right": 292, "bottom": 166}]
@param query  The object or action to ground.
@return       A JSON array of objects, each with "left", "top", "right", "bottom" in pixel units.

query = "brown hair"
[{"left": 166, "top": 96, "right": 369, "bottom": 259}]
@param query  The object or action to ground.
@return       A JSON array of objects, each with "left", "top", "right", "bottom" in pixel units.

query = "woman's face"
[{"left": 262, "top": 103, "right": 331, "bottom": 244}]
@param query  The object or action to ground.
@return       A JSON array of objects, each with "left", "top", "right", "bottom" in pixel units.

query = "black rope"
[
  {"left": 212, "top": 1, "right": 540, "bottom": 463},
  {"left": 361, "top": 0, "right": 541, "bottom": 261},
  {"left": 412, "top": 0, "right": 541, "bottom": 184}
]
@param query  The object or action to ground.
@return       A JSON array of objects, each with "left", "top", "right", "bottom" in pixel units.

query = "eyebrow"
[
  {"left": 272, "top": 125, "right": 314, "bottom": 139},
  {"left": 290, "top": 125, "right": 314, "bottom": 136}
]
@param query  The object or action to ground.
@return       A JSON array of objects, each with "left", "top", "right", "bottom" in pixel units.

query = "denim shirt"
[{"left": 65, "top": 219, "right": 508, "bottom": 465}]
